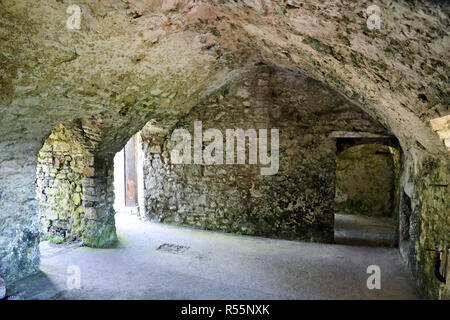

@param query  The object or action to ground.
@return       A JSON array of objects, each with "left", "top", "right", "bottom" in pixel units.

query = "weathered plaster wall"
[
  {"left": 335, "top": 144, "right": 395, "bottom": 217},
  {"left": 141, "top": 66, "right": 389, "bottom": 242}
]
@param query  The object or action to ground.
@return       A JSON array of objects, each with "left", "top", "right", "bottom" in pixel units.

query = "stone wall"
[
  {"left": 37, "top": 124, "right": 91, "bottom": 241},
  {"left": 0, "top": 151, "right": 40, "bottom": 284},
  {"left": 335, "top": 144, "right": 396, "bottom": 217},
  {"left": 141, "top": 66, "right": 389, "bottom": 242},
  {"left": 81, "top": 155, "right": 117, "bottom": 248},
  {"left": 36, "top": 119, "right": 117, "bottom": 248},
  {"left": 399, "top": 151, "right": 450, "bottom": 300}
]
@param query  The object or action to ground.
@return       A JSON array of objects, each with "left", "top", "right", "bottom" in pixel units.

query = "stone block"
[
  {"left": 83, "top": 167, "right": 95, "bottom": 177},
  {"left": 84, "top": 207, "right": 96, "bottom": 219},
  {"left": 72, "top": 193, "right": 81, "bottom": 206}
]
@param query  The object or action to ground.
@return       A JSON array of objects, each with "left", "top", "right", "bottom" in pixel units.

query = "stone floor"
[
  {"left": 6, "top": 213, "right": 420, "bottom": 300},
  {"left": 334, "top": 214, "right": 397, "bottom": 247}
]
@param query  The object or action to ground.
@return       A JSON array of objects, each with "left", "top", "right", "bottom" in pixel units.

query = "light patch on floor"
[
  {"left": 334, "top": 214, "right": 397, "bottom": 247},
  {"left": 7, "top": 213, "right": 419, "bottom": 300}
]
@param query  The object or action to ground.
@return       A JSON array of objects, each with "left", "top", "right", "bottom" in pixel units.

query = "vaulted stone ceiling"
[{"left": 1, "top": 0, "right": 448, "bottom": 157}]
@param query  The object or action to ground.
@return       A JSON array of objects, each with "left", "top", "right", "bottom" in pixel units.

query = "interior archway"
[
  {"left": 19, "top": 65, "right": 420, "bottom": 300},
  {"left": 1, "top": 0, "right": 448, "bottom": 300},
  {"left": 334, "top": 143, "right": 400, "bottom": 247}
]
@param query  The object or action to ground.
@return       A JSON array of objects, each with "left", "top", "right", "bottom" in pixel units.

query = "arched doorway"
[
  {"left": 332, "top": 136, "right": 401, "bottom": 247},
  {"left": 113, "top": 133, "right": 145, "bottom": 215}
]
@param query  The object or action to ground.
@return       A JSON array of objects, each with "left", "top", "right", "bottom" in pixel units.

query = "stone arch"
[
  {"left": 333, "top": 135, "right": 400, "bottom": 155},
  {"left": 334, "top": 143, "right": 400, "bottom": 216},
  {"left": 36, "top": 117, "right": 118, "bottom": 248}
]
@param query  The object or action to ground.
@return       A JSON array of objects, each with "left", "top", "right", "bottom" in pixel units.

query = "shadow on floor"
[
  {"left": 7, "top": 213, "right": 418, "bottom": 300},
  {"left": 5, "top": 271, "right": 60, "bottom": 300}
]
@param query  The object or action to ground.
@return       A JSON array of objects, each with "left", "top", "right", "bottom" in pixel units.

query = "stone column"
[
  {"left": 0, "top": 148, "right": 40, "bottom": 284},
  {"left": 81, "top": 155, "right": 117, "bottom": 248}
]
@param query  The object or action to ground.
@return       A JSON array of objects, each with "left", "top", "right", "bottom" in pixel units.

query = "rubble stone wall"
[
  {"left": 141, "top": 67, "right": 389, "bottom": 242},
  {"left": 36, "top": 119, "right": 117, "bottom": 248}
]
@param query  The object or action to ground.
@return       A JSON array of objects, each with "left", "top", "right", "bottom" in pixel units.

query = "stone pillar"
[
  {"left": 36, "top": 126, "right": 88, "bottom": 241},
  {"left": 0, "top": 150, "right": 40, "bottom": 284},
  {"left": 81, "top": 155, "right": 117, "bottom": 248},
  {"left": 0, "top": 276, "right": 5, "bottom": 299},
  {"left": 36, "top": 121, "right": 118, "bottom": 248}
]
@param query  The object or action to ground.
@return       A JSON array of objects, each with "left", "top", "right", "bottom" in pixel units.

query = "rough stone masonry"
[
  {"left": 0, "top": 0, "right": 449, "bottom": 300},
  {"left": 139, "top": 66, "right": 389, "bottom": 242}
]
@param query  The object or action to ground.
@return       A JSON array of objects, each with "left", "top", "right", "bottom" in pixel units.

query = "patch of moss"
[
  {"left": 83, "top": 224, "right": 118, "bottom": 248},
  {"left": 337, "top": 33, "right": 351, "bottom": 46},
  {"left": 302, "top": 36, "right": 333, "bottom": 55},
  {"left": 49, "top": 235, "right": 65, "bottom": 244},
  {"left": 343, "top": 12, "right": 356, "bottom": 23},
  {"left": 209, "top": 27, "right": 221, "bottom": 38},
  {"left": 275, "top": 4, "right": 286, "bottom": 16}
]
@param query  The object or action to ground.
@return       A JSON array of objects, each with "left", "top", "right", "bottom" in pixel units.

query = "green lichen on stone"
[
  {"left": 410, "top": 155, "right": 450, "bottom": 300},
  {"left": 82, "top": 223, "right": 118, "bottom": 248},
  {"left": 72, "top": 193, "right": 81, "bottom": 206},
  {"left": 343, "top": 12, "right": 356, "bottom": 23},
  {"left": 337, "top": 33, "right": 351, "bottom": 46},
  {"left": 209, "top": 27, "right": 221, "bottom": 38},
  {"left": 302, "top": 36, "right": 333, "bottom": 55},
  {"left": 49, "top": 235, "right": 64, "bottom": 244},
  {"left": 37, "top": 124, "right": 89, "bottom": 243},
  {"left": 275, "top": 4, "right": 286, "bottom": 16}
]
